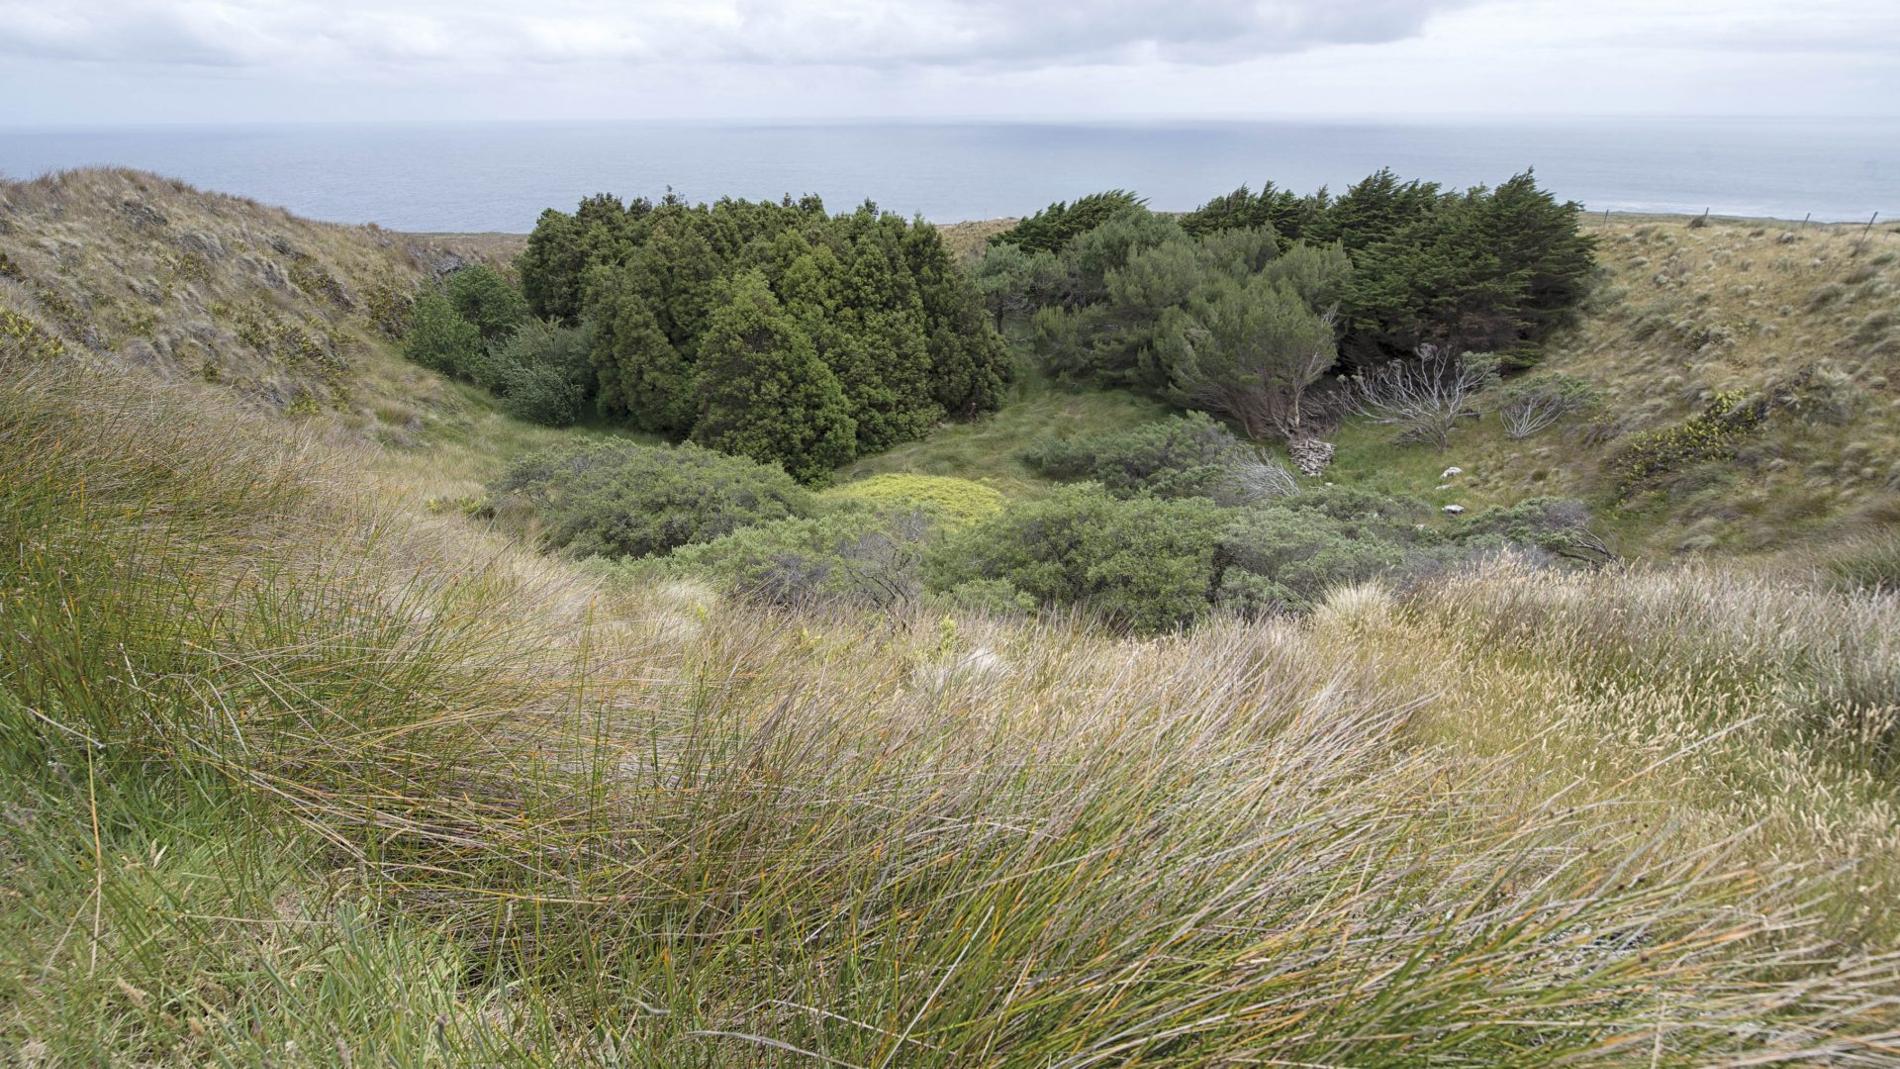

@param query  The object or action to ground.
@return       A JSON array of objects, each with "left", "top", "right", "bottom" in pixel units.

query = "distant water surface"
[{"left": 1, "top": 119, "right": 1892, "bottom": 233}]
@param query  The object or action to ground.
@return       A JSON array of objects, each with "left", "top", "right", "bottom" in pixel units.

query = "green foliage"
[
  {"left": 400, "top": 291, "right": 483, "bottom": 377},
  {"left": 488, "top": 438, "right": 813, "bottom": 559},
  {"left": 691, "top": 270, "right": 858, "bottom": 484},
  {"left": 1156, "top": 273, "right": 1338, "bottom": 438},
  {"left": 824, "top": 473, "right": 1004, "bottom": 526},
  {"left": 990, "top": 171, "right": 1593, "bottom": 417},
  {"left": 0, "top": 308, "right": 65, "bottom": 361},
  {"left": 1611, "top": 391, "right": 1768, "bottom": 494},
  {"left": 1181, "top": 181, "right": 1327, "bottom": 245},
  {"left": 519, "top": 192, "right": 1008, "bottom": 471},
  {"left": 673, "top": 506, "right": 934, "bottom": 608},
  {"left": 928, "top": 577, "right": 1037, "bottom": 616},
  {"left": 1342, "top": 171, "right": 1596, "bottom": 365},
  {"left": 924, "top": 475, "right": 1599, "bottom": 632},
  {"left": 930, "top": 486, "right": 1229, "bottom": 633},
  {"left": 971, "top": 241, "right": 1065, "bottom": 331},
  {"left": 982, "top": 200, "right": 1345, "bottom": 424},
  {"left": 360, "top": 278, "right": 415, "bottom": 339},
  {"left": 487, "top": 320, "right": 595, "bottom": 426},
  {"left": 1216, "top": 505, "right": 1407, "bottom": 614},
  {"left": 990, "top": 190, "right": 1148, "bottom": 254},
  {"left": 287, "top": 255, "right": 352, "bottom": 309},
  {"left": 1022, "top": 412, "right": 1265, "bottom": 503},
  {"left": 444, "top": 265, "right": 529, "bottom": 343}
]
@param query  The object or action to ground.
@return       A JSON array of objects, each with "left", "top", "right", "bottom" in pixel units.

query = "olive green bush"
[
  {"left": 487, "top": 440, "right": 813, "bottom": 560},
  {"left": 929, "top": 486, "right": 1230, "bottom": 634},
  {"left": 487, "top": 319, "right": 594, "bottom": 426},
  {"left": 444, "top": 265, "right": 529, "bottom": 343},
  {"left": 672, "top": 506, "right": 936, "bottom": 609},
  {"left": 1021, "top": 413, "right": 1296, "bottom": 505},
  {"left": 1217, "top": 506, "right": 1408, "bottom": 614},
  {"left": 401, "top": 291, "right": 482, "bottom": 378}
]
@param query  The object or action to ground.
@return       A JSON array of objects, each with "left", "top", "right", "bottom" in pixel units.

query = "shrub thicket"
[
  {"left": 488, "top": 440, "right": 813, "bottom": 559},
  {"left": 988, "top": 190, "right": 1147, "bottom": 254},
  {"left": 1021, "top": 413, "right": 1295, "bottom": 504},
  {"left": 401, "top": 290, "right": 483, "bottom": 377},
  {"left": 490, "top": 320, "right": 595, "bottom": 426},
  {"left": 930, "top": 486, "right": 1228, "bottom": 634},
  {"left": 672, "top": 506, "right": 935, "bottom": 609},
  {"left": 444, "top": 265, "right": 529, "bottom": 343},
  {"left": 922, "top": 482, "right": 1601, "bottom": 634}
]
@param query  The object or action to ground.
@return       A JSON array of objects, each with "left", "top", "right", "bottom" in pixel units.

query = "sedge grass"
[{"left": 2, "top": 360, "right": 1897, "bottom": 1064}]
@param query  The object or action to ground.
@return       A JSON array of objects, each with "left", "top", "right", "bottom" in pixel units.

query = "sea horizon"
[{"left": 3, "top": 117, "right": 1893, "bottom": 233}]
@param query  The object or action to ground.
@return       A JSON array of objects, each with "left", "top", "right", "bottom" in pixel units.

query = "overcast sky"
[{"left": 3, "top": 0, "right": 1896, "bottom": 125}]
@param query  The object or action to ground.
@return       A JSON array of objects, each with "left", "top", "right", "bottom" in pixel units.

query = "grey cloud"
[{"left": 0, "top": 0, "right": 1477, "bottom": 71}]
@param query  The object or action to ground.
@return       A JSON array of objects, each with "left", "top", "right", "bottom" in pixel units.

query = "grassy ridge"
[{"left": 4, "top": 358, "right": 1898, "bottom": 1064}]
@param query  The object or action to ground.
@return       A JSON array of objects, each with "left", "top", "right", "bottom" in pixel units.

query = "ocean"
[{"left": 1, "top": 119, "right": 1893, "bottom": 234}]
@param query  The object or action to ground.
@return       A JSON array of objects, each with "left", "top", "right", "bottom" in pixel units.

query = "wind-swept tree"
[{"left": 1157, "top": 274, "right": 1338, "bottom": 439}]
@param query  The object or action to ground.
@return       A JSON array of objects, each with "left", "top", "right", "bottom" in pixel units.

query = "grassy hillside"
[
  {"left": 2, "top": 175, "right": 1898, "bottom": 1063},
  {"left": 0, "top": 168, "right": 537, "bottom": 450},
  {"left": 1322, "top": 213, "right": 1900, "bottom": 558}
]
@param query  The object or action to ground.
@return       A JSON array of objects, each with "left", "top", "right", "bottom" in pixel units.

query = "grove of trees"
[
  {"left": 520, "top": 191, "right": 1013, "bottom": 479},
  {"left": 977, "top": 168, "right": 1596, "bottom": 440},
  {"left": 405, "top": 193, "right": 1012, "bottom": 483}
]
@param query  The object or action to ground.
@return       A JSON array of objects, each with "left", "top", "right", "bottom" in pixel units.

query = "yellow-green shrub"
[
  {"left": 0, "top": 308, "right": 65, "bottom": 361},
  {"left": 825, "top": 473, "right": 1004, "bottom": 526}
]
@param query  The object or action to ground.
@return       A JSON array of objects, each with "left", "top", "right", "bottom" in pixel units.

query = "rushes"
[{"left": 3, "top": 362, "right": 1899, "bottom": 1064}]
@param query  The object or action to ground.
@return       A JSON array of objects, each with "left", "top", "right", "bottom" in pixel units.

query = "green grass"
[{"left": 842, "top": 377, "right": 1171, "bottom": 497}]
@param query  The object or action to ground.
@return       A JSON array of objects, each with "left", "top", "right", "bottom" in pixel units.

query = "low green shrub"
[
  {"left": 1022, "top": 412, "right": 1295, "bottom": 504},
  {"left": 402, "top": 291, "right": 482, "bottom": 378},
  {"left": 930, "top": 486, "right": 1229, "bottom": 633},
  {"left": 486, "top": 319, "right": 594, "bottom": 426},
  {"left": 1216, "top": 506, "right": 1407, "bottom": 614},
  {"left": 926, "top": 577, "right": 1037, "bottom": 617},
  {"left": 673, "top": 506, "right": 935, "bottom": 609},
  {"left": 824, "top": 473, "right": 1004, "bottom": 526},
  {"left": 488, "top": 440, "right": 813, "bottom": 560},
  {"left": 362, "top": 278, "right": 416, "bottom": 339},
  {"left": 0, "top": 308, "right": 65, "bottom": 361},
  {"left": 1611, "top": 390, "right": 1767, "bottom": 494}
]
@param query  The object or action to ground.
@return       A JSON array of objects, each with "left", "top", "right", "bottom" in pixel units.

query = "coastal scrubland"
[{"left": 2, "top": 168, "right": 1898, "bottom": 1064}]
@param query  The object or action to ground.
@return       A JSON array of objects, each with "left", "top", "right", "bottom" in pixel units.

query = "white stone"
[
  {"left": 1442, "top": 504, "right": 1466, "bottom": 515},
  {"left": 1441, "top": 466, "right": 1464, "bottom": 479}
]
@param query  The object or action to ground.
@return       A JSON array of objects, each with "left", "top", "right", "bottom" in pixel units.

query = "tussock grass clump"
[
  {"left": 1376, "top": 559, "right": 1900, "bottom": 942},
  {"left": 4, "top": 358, "right": 1899, "bottom": 1063}
]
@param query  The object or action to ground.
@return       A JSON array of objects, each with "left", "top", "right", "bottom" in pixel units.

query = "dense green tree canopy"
[
  {"left": 513, "top": 190, "right": 1012, "bottom": 479},
  {"left": 690, "top": 270, "right": 858, "bottom": 484}
]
